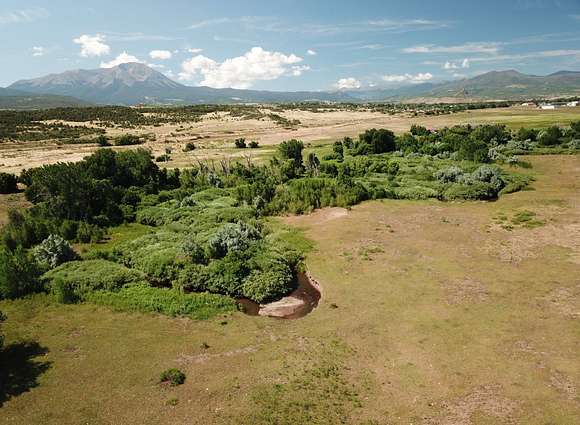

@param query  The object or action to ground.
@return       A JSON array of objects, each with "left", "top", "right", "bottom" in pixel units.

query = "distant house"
[
  {"left": 566, "top": 101, "right": 579, "bottom": 107},
  {"left": 540, "top": 104, "right": 556, "bottom": 110}
]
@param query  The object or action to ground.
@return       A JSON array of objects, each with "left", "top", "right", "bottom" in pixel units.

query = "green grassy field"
[{"left": 1, "top": 154, "right": 578, "bottom": 424}]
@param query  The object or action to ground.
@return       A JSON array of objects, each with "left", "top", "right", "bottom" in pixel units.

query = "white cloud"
[
  {"left": 74, "top": 34, "right": 110, "bottom": 57},
  {"left": 0, "top": 8, "right": 48, "bottom": 25},
  {"left": 291, "top": 65, "right": 310, "bottom": 76},
  {"left": 403, "top": 42, "right": 502, "bottom": 54},
  {"left": 334, "top": 77, "right": 362, "bottom": 90},
  {"left": 382, "top": 72, "right": 433, "bottom": 83},
  {"left": 149, "top": 50, "right": 172, "bottom": 60},
  {"left": 187, "top": 48, "right": 203, "bottom": 54},
  {"left": 148, "top": 63, "right": 166, "bottom": 69},
  {"left": 357, "top": 44, "right": 385, "bottom": 50},
  {"left": 32, "top": 46, "right": 45, "bottom": 57},
  {"left": 307, "top": 49, "right": 317, "bottom": 56},
  {"left": 467, "top": 49, "right": 580, "bottom": 64},
  {"left": 100, "top": 52, "right": 143, "bottom": 68},
  {"left": 179, "top": 47, "right": 305, "bottom": 89},
  {"left": 443, "top": 58, "right": 470, "bottom": 69},
  {"left": 188, "top": 16, "right": 449, "bottom": 35}
]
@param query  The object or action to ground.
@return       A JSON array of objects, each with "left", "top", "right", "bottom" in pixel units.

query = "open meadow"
[{"left": 1, "top": 139, "right": 579, "bottom": 424}]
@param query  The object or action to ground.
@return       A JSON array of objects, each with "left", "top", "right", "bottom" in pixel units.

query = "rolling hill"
[{"left": 0, "top": 87, "right": 92, "bottom": 110}]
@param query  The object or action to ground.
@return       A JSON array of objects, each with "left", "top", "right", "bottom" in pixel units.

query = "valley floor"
[
  {"left": 1, "top": 106, "right": 579, "bottom": 173},
  {"left": 1, "top": 155, "right": 579, "bottom": 424}
]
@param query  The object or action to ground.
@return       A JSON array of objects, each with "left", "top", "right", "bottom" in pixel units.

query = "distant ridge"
[
  {"left": 5, "top": 63, "right": 580, "bottom": 106},
  {"left": 8, "top": 63, "right": 355, "bottom": 105},
  {"left": 0, "top": 87, "right": 92, "bottom": 110}
]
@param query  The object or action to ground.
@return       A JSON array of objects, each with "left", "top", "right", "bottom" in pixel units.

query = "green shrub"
[
  {"left": 207, "top": 222, "right": 261, "bottom": 258},
  {"left": 442, "top": 182, "right": 496, "bottom": 201},
  {"left": 43, "top": 259, "right": 146, "bottom": 302},
  {"left": 76, "top": 222, "right": 105, "bottom": 243},
  {"left": 96, "top": 135, "right": 111, "bottom": 147},
  {"left": 160, "top": 368, "right": 186, "bottom": 386},
  {"left": 248, "top": 141, "right": 259, "bottom": 148},
  {"left": 0, "top": 172, "right": 18, "bottom": 194},
  {"left": 394, "top": 186, "right": 439, "bottom": 200},
  {"left": 234, "top": 138, "right": 247, "bottom": 148},
  {"left": 183, "top": 142, "right": 196, "bottom": 152},
  {"left": 0, "top": 247, "right": 42, "bottom": 300},
  {"left": 32, "top": 234, "right": 78, "bottom": 270},
  {"left": 85, "top": 284, "right": 238, "bottom": 320},
  {"left": 241, "top": 265, "right": 293, "bottom": 303},
  {"left": 434, "top": 166, "right": 465, "bottom": 183},
  {"left": 155, "top": 154, "right": 171, "bottom": 162},
  {"left": 114, "top": 134, "right": 143, "bottom": 146},
  {"left": 537, "top": 126, "right": 562, "bottom": 146}
]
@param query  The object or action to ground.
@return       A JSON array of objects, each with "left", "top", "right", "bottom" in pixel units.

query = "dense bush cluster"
[
  {"left": 0, "top": 172, "right": 18, "bottom": 194},
  {"left": 4, "top": 120, "right": 574, "bottom": 318}
]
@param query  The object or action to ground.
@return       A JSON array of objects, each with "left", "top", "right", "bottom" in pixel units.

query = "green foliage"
[
  {"left": 277, "top": 139, "right": 304, "bottom": 170},
  {"left": 249, "top": 141, "right": 260, "bottom": 148},
  {"left": 183, "top": 142, "right": 196, "bottom": 152},
  {"left": 356, "top": 128, "right": 396, "bottom": 155},
  {"left": 434, "top": 166, "right": 465, "bottom": 183},
  {"left": 207, "top": 222, "right": 261, "bottom": 258},
  {"left": 86, "top": 284, "right": 238, "bottom": 320},
  {"left": 32, "top": 234, "right": 78, "bottom": 270},
  {"left": 159, "top": 368, "right": 186, "bottom": 386},
  {"left": 114, "top": 134, "right": 143, "bottom": 146},
  {"left": 537, "top": 126, "right": 562, "bottom": 146},
  {"left": 96, "top": 135, "right": 111, "bottom": 147},
  {"left": 0, "top": 247, "right": 42, "bottom": 300},
  {"left": 241, "top": 254, "right": 294, "bottom": 303},
  {"left": 234, "top": 138, "right": 247, "bottom": 148},
  {"left": 0, "top": 172, "right": 18, "bottom": 194},
  {"left": 516, "top": 127, "right": 538, "bottom": 142},
  {"left": 43, "top": 259, "right": 146, "bottom": 302}
]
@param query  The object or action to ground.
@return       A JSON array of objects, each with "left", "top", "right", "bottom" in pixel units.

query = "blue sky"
[{"left": 1, "top": 0, "right": 580, "bottom": 90}]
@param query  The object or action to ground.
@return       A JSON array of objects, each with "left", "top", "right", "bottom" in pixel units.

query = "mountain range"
[{"left": 2, "top": 63, "right": 580, "bottom": 108}]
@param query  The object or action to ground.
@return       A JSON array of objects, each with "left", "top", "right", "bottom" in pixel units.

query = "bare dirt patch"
[
  {"left": 484, "top": 223, "right": 580, "bottom": 264},
  {"left": 542, "top": 283, "right": 580, "bottom": 319},
  {"left": 445, "top": 277, "right": 489, "bottom": 305},
  {"left": 426, "top": 385, "right": 518, "bottom": 425}
]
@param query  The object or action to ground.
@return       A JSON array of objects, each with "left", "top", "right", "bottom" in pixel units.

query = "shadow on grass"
[{"left": 0, "top": 341, "right": 51, "bottom": 407}]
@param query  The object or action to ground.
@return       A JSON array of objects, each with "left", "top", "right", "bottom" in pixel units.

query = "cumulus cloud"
[
  {"left": 32, "top": 46, "right": 45, "bottom": 57},
  {"left": 403, "top": 42, "right": 501, "bottom": 54},
  {"left": 307, "top": 49, "right": 317, "bottom": 56},
  {"left": 149, "top": 50, "right": 172, "bottom": 60},
  {"left": 187, "top": 48, "right": 203, "bottom": 54},
  {"left": 334, "top": 77, "right": 362, "bottom": 90},
  {"left": 179, "top": 47, "right": 305, "bottom": 89},
  {"left": 74, "top": 34, "right": 110, "bottom": 57},
  {"left": 382, "top": 72, "right": 433, "bottom": 83},
  {"left": 443, "top": 58, "right": 469, "bottom": 70},
  {"left": 100, "top": 52, "right": 143, "bottom": 68}
]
